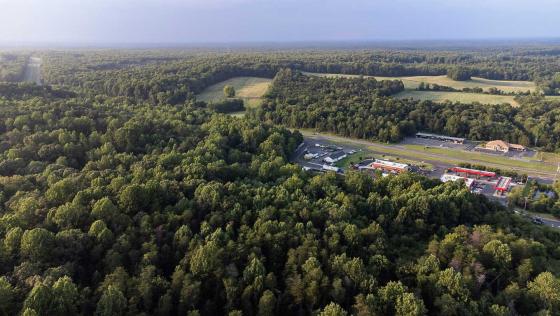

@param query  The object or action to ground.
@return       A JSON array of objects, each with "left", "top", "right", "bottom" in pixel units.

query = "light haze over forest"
[{"left": 1, "top": 0, "right": 559, "bottom": 45}]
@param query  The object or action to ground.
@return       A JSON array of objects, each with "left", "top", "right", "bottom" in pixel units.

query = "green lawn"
[
  {"left": 330, "top": 146, "right": 433, "bottom": 170},
  {"left": 538, "top": 151, "right": 560, "bottom": 164},
  {"left": 334, "top": 153, "right": 363, "bottom": 169}
]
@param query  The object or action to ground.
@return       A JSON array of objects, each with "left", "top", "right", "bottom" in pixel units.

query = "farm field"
[
  {"left": 304, "top": 71, "right": 544, "bottom": 106},
  {"left": 196, "top": 76, "right": 272, "bottom": 108},
  {"left": 394, "top": 90, "right": 520, "bottom": 106},
  {"left": 305, "top": 72, "right": 536, "bottom": 93}
]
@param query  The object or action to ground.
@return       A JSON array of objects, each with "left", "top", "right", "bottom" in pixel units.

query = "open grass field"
[
  {"left": 196, "top": 77, "right": 272, "bottom": 108},
  {"left": 304, "top": 72, "right": 544, "bottom": 106},
  {"left": 536, "top": 151, "right": 560, "bottom": 164},
  {"left": 394, "top": 90, "right": 520, "bottom": 106},
  {"left": 305, "top": 72, "right": 536, "bottom": 93}
]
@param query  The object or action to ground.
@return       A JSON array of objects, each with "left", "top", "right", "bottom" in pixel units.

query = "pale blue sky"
[{"left": 0, "top": 0, "right": 559, "bottom": 44}]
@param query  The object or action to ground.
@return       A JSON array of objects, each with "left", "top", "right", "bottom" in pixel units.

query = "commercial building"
[
  {"left": 485, "top": 140, "right": 526, "bottom": 153},
  {"left": 322, "top": 164, "right": 342, "bottom": 173},
  {"left": 324, "top": 151, "right": 347, "bottom": 163},
  {"left": 360, "top": 159, "right": 410, "bottom": 174},
  {"left": 495, "top": 176, "right": 512, "bottom": 192},
  {"left": 303, "top": 153, "right": 319, "bottom": 160},
  {"left": 440, "top": 174, "right": 475, "bottom": 189},
  {"left": 416, "top": 132, "right": 465, "bottom": 144},
  {"left": 450, "top": 167, "right": 496, "bottom": 178}
]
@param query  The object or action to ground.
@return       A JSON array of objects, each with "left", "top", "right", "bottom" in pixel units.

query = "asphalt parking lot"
[
  {"left": 400, "top": 136, "right": 475, "bottom": 150},
  {"left": 473, "top": 147, "right": 537, "bottom": 159},
  {"left": 401, "top": 136, "right": 536, "bottom": 160},
  {"left": 292, "top": 138, "right": 364, "bottom": 172}
]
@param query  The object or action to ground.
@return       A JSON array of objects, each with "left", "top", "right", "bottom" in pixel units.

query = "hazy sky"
[{"left": 1, "top": 0, "right": 559, "bottom": 44}]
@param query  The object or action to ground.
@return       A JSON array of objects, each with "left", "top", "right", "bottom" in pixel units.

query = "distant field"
[
  {"left": 395, "top": 90, "right": 520, "bottom": 106},
  {"left": 305, "top": 72, "right": 536, "bottom": 93},
  {"left": 304, "top": 72, "right": 541, "bottom": 106},
  {"left": 196, "top": 77, "right": 272, "bottom": 108}
]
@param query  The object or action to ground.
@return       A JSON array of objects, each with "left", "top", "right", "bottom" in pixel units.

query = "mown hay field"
[{"left": 196, "top": 77, "right": 272, "bottom": 108}]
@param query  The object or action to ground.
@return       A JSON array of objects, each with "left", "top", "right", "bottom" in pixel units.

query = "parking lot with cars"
[{"left": 293, "top": 138, "right": 363, "bottom": 173}]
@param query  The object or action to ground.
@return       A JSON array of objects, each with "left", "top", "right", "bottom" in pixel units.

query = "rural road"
[
  {"left": 539, "top": 217, "right": 560, "bottom": 228},
  {"left": 23, "top": 56, "right": 42, "bottom": 85},
  {"left": 300, "top": 131, "right": 555, "bottom": 182}
]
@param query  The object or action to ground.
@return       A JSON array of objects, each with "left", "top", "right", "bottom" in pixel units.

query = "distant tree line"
[
  {"left": 38, "top": 48, "right": 560, "bottom": 106},
  {"left": 0, "top": 53, "right": 27, "bottom": 82},
  {"left": 447, "top": 66, "right": 473, "bottom": 81},
  {"left": 255, "top": 70, "right": 560, "bottom": 151},
  {"left": 417, "top": 82, "right": 529, "bottom": 96}
]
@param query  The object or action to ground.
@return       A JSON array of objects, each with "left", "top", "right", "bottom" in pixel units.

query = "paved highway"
[{"left": 23, "top": 57, "right": 42, "bottom": 85}]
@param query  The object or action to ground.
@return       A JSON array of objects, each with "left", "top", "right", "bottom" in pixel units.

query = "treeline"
[
  {"left": 418, "top": 82, "right": 530, "bottom": 96},
  {"left": 509, "top": 181, "right": 560, "bottom": 217},
  {"left": 447, "top": 66, "right": 473, "bottom": 81},
  {"left": 2, "top": 87, "right": 560, "bottom": 315},
  {"left": 42, "top": 53, "right": 280, "bottom": 105},
  {"left": 255, "top": 70, "right": 560, "bottom": 151},
  {"left": 539, "top": 73, "right": 560, "bottom": 95},
  {"left": 207, "top": 98, "right": 245, "bottom": 113},
  {"left": 0, "top": 53, "right": 27, "bottom": 82},
  {"left": 37, "top": 48, "right": 560, "bottom": 105},
  {"left": 0, "top": 82, "right": 76, "bottom": 100}
]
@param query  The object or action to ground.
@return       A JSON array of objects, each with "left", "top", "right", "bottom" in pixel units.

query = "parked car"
[{"left": 532, "top": 217, "right": 544, "bottom": 225}]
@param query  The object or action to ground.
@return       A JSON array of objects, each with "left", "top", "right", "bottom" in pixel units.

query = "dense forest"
[
  {"left": 255, "top": 70, "right": 560, "bottom": 151},
  {"left": 39, "top": 48, "right": 560, "bottom": 104},
  {"left": 1, "top": 83, "right": 560, "bottom": 315},
  {"left": 0, "top": 53, "right": 27, "bottom": 82},
  {"left": 1, "top": 47, "right": 560, "bottom": 315}
]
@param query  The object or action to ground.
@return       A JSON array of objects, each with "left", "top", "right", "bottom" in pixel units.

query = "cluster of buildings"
[
  {"left": 300, "top": 133, "right": 525, "bottom": 200},
  {"left": 415, "top": 132, "right": 527, "bottom": 154},
  {"left": 440, "top": 166, "right": 513, "bottom": 196}
]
